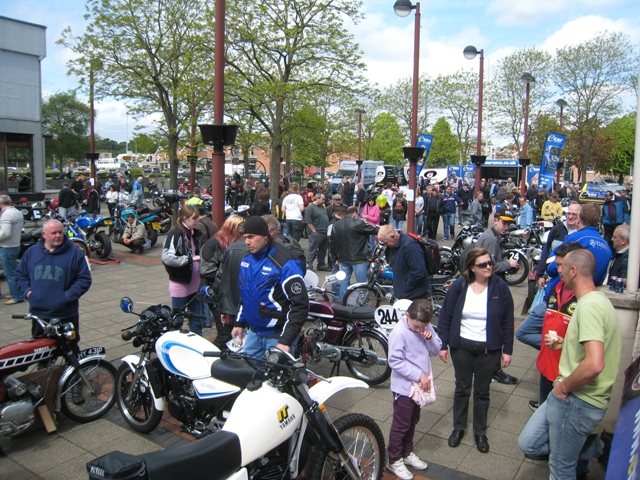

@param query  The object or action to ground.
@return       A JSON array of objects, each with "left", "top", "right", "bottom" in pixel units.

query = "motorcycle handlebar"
[
  {"left": 12, "top": 314, "right": 28, "bottom": 319},
  {"left": 202, "top": 351, "right": 221, "bottom": 357}
]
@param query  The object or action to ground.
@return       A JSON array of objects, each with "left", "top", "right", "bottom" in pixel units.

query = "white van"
[{"left": 331, "top": 160, "right": 383, "bottom": 193}]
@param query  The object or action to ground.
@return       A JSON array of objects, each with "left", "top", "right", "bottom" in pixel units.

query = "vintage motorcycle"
[
  {"left": 87, "top": 348, "right": 386, "bottom": 480},
  {"left": 65, "top": 212, "right": 113, "bottom": 260},
  {"left": 0, "top": 314, "right": 116, "bottom": 454},
  {"left": 109, "top": 205, "right": 161, "bottom": 248},
  {"left": 115, "top": 297, "right": 239, "bottom": 438}
]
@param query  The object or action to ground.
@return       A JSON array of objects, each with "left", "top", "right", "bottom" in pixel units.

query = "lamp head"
[
  {"left": 463, "top": 45, "right": 479, "bottom": 60},
  {"left": 556, "top": 98, "right": 567, "bottom": 108},
  {"left": 393, "top": 0, "right": 414, "bottom": 17},
  {"left": 355, "top": 108, "right": 366, "bottom": 115},
  {"left": 520, "top": 73, "right": 536, "bottom": 85}
]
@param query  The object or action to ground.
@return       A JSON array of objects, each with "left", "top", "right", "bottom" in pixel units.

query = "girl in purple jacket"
[{"left": 387, "top": 299, "right": 442, "bottom": 480}]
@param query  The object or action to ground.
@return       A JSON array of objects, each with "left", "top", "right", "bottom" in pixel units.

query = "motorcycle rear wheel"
[
  {"left": 93, "top": 232, "right": 112, "bottom": 260},
  {"left": 147, "top": 226, "right": 158, "bottom": 247},
  {"left": 343, "top": 287, "right": 381, "bottom": 308},
  {"left": 308, "top": 413, "right": 385, "bottom": 480},
  {"left": 60, "top": 359, "right": 116, "bottom": 423},
  {"left": 343, "top": 330, "right": 390, "bottom": 386},
  {"left": 159, "top": 216, "right": 172, "bottom": 235},
  {"left": 116, "top": 364, "right": 163, "bottom": 433},
  {"left": 438, "top": 246, "right": 459, "bottom": 277},
  {"left": 504, "top": 250, "right": 530, "bottom": 286}
]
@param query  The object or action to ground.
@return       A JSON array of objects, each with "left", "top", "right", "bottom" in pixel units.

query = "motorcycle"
[
  {"left": 0, "top": 313, "right": 116, "bottom": 454},
  {"left": 438, "top": 221, "right": 485, "bottom": 277},
  {"left": 18, "top": 214, "right": 90, "bottom": 259},
  {"left": 150, "top": 193, "right": 176, "bottom": 234},
  {"left": 110, "top": 205, "right": 161, "bottom": 248},
  {"left": 115, "top": 297, "right": 239, "bottom": 438},
  {"left": 66, "top": 212, "right": 113, "bottom": 260},
  {"left": 87, "top": 348, "right": 386, "bottom": 480},
  {"left": 14, "top": 199, "right": 48, "bottom": 224}
]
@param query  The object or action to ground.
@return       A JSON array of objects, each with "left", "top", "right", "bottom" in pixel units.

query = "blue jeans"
[
  {"left": 442, "top": 213, "right": 456, "bottom": 239},
  {"left": 172, "top": 292, "right": 205, "bottom": 336},
  {"left": 391, "top": 219, "right": 404, "bottom": 230},
  {"left": 415, "top": 213, "right": 424, "bottom": 235},
  {"left": 518, "top": 393, "right": 605, "bottom": 479},
  {"left": 240, "top": 329, "right": 280, "bottom": 358},
  {"left": 515, "top": 298, "right": 546, "bottom": 350},
  {"left": 331, "top": 261, "right": 341, "bottom": 301},
  {"left": 0, "top": 246, "right": 22, "bottom": 301},
  {"left": 339, "top": 261, "right": 369, "bottom": 303}
]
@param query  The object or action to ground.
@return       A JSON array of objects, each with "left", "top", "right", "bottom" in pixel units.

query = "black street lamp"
[
  {"left": 520, "top": 72, "right": 535, "bottom": 196},
  {"left": 464, "top": 45, "right": 485, "bottom": 193},
  {"left": 394, "top": 0, "right": 421, "bottom": 234}
]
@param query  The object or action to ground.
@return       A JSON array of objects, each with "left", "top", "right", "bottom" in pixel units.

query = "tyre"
[
  {"left": 439, "top": 246, "right": 458, "bottom": 277},
  {"left": 60, "top": 359, "right": 116, "bottom": 423},
  {"left": 504, "top": 250, "right": 530, "bottom": 286},
  {"left": 93, "top": 232, "right": 112, "bottom": 260},
  {"left": 527, "top": 279, "right": 538, "bottom": 312},
  {"left": 343, "top": 330, "right": 390, "bottom": 386},
  {"left": 147, "top": 226, "right": 158, "bottom": 247},
  {"left": 70, "top": 239, "right": 89, "bottom": 258},
  {"left": 343, "top": 287, "right": 381, "bottom": 308},
  {"left": 308, "top": 413, "right": 386, "bottom": 480},
  {"left": 116, "top": 363, "right": 163, "bottom": 433},
  {"left": 159, "top": 216, "right": 172, "bottom": 235},
  {"left": 430, "top": 287, "right": 447, "bottom": 323},
  {"left": 110, "top": 228, "right": 123, "bottom": 244}
]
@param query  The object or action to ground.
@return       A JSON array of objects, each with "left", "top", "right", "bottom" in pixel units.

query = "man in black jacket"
[
  {"left": 331, "top": 206, "right": 379, "bottom": 302},
  {"left": 58, "top": 183, "right": 76, "bottom": 218},
  {"left": 424, "top": 188, "right": 443, "bottom": 240},
  {"left": 608, "top": 224, "right": 629, "bottom": 282}
]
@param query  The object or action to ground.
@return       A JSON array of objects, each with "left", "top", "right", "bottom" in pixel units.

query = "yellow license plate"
[
  {"left": 152, "top": 222, "right": 162, "bottom": 230},
  {"left": 103, "top": 219, "right": 113, "bottom": 225}
]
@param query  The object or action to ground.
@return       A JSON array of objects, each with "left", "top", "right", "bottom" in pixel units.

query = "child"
[{"left": 387, "top": 299, "right": 442, "bottom": 480}]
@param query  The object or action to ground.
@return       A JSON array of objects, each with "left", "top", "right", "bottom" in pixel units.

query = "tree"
[
  {"left": 366, "top": 112, "right": 405, "bottom": 164},
  {"left": 599, "top": 112, "right": 636, "bottom": 183},
  {"left": 486, "top": 47, "right": 553, "bottom": 154},
  {"left": 431, "top": 70, "right": 479, "bottom": 161},
  {"left": 224, "top": 0, "right": 368, "bottom": 202},
  {"left": 553, "top": 31, "right": 635, "bottom": 183},
  {"left": 59, "top": 0, "right": 215, "bottom": 189},
  {"left": 427, "top": 117, "right": 459, "bottom": 168},
  {"left": 527, "top": 113, "right": 560, "bottom": 165},
  {"left": 95, "top": 136, "right": 126, "bottom": 154},
  {"left": 42, "top": 91, "right": 90, "bottom": 171},
  {"left": 378, "top": 75, "right": 432, "bottom": 143}
]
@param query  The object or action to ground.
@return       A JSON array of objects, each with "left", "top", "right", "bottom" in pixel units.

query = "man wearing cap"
[
  {"left": 232, "top": 216, "right": 309, "bottom": 357},
  {"left": 326, "top": 194, "right": 346, "bottom": 219},
  {"left": 541, "top": 192, "right": 562, "bottom": 221},
  {"left": 475, "top": 206, "right": 520, "bottom": 385}
]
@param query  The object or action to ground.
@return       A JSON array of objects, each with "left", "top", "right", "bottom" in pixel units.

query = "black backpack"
[{"left": 407, "top": 232, "right": 440, "bottom": 275}]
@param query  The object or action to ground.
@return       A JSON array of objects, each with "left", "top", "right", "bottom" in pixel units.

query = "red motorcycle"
[{"left": 0, "top": 314, "right": 116, "bottom": 454}]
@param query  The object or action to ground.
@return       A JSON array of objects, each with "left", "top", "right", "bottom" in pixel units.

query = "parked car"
[
  {"left": 143, "top": 166, "right": 161, "bottom": 175},
  {"left": 578, "top": 182, "right": 608, "bottom": 204}
]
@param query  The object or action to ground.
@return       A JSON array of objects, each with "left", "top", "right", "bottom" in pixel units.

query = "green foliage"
[
  {"left": 598, "top": 113, "right": 636, "bottom": 179},
  {"left": 428, "top": 117, "right": 459, "bottom": 167},
  {"left": 95, "top": 136, "right": 126, "bottom": 154},
  {"left": 366, "top": 113, "right": 405, "bottom": 164},
  {"left": 527, "top": 113, "right": 561, "bottom": 165},
  {"left": 42, "top": 90, "right": 90, "bottom": 170},
  {"left": 378, "top": 75, "right": 432, "bottom": 142}
]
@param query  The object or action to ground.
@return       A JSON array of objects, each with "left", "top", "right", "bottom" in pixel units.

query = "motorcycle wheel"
[
  {"left": 308, "top": 413, "right": 385, "bottom": 480},
  {"left": 70, "top": 239, "right": 89, "bottom": 258},
  {"left": 343, "top": 287, "right": 381, "bottom": 308},
  {"left": 504, "top": 250, "right": 530, "bottom": 286},
  {"left": 93, "top": 232, "right": 112, "bottom": 260},
  {"left": 147, "top": 226, "right": 158, "bottom": 247},
  {"left": 527, "top": 279, "right": 538, "bottom": 311},
  {"left": 60, "top": 359, "right": 117, "bottom": 423},
  {"left": 116, "top": 363, "right": 163, "bottom": 433},
  {"left": 438, "top": 246, "right": 459, "bottom": 277},
  {"left": 159, "top": 216, "right": 172, "bottom": 235},
  {"left": 430, "top": 287, "right": 447, "bottom": 323},
  {"left": 343, "top": 330, "right": 390, "bottom": 386}
]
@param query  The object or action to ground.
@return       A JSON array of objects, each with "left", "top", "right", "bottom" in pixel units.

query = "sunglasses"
[{"left": 474, "top": 261, "right": 495, "bottom": 269}]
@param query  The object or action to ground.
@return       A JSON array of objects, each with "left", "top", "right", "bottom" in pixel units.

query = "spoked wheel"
[
  {"left": 343, "top": 287, "right": 381, "bottom": 308},
  {"left": 343, "top": 330, "right": 390, "bottom": 386},
  {"left": 308, "top": 413, "right": 386, "bottom": 480},
  {"left": 430, "top": 288, "right": 447, "bottom": 324},
  {"left": 504, "top": 250, "right": 530, "bottom": 286},
  {"left": 438, "top": 246, "right": 459, "bottom": 277},
  {"left": 60, "top": 359, "right": 116, "bottom": 423},
  {"left": 110, "top": 229, "right": 123, "bottom": 244},
  {"left": 116, "top": 364, "right": 163, "bottom": 433},
  {"left": 93, "top": 232, "right": 112, "bottom": 260}
]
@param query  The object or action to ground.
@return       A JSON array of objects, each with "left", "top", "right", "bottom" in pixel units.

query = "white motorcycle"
[{"left": 88, "top": 348, "right": 386, "bottom": 480}]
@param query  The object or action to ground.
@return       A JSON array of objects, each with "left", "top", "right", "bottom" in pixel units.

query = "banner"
[
  {"left": 416, "top": 133, "right": 434, "bottom": 179},
  {"left": 538, "top": 132, "right": 566, "bottom": 191}
]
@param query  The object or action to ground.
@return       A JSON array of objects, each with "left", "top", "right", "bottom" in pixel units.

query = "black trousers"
[
  {"left": 426, "top": 214, "right": 439, "bottom": 240},
  {"left": 451, "top": 337, "right": 501, "bottom": 435}
]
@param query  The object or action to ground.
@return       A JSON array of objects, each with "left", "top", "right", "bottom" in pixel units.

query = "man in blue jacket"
[
  {"left": 232, "top": 216, "right": 309, "bottom": 357},
  {"left": 441, "top": 186, "right": 463, "bottom": 241},
  {"left": 601, "top": 190, "right": 629, "bottom": 246},
  {"left": 378, "top": 225, "right": 431, "bottom": 300},
  {"left": 15, "top": 219, "right": 92, "bottom": 351}
]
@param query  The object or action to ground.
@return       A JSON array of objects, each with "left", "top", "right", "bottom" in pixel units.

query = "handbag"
[{"left": 409, "top": 372, "right": 436, "bottom": 407}]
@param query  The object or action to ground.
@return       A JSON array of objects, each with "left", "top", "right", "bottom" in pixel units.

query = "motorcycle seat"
[
  {"left": 210, "top": 357, "right": 256, "bottom": 389},
  {"left": 430, "top": 274, "right": 450, "bottom": 285},
  {"left": 331, "top": 305, "right": 377, "bottom": 322},
  {"left": 21, "top": 231, "right": 38, "bottom": 242},
  {"left": 137, "top": 213, "right": 155, "bottom": 221},
  {"left": 148, "top": 206, "right": 163, "bottom": 215}
]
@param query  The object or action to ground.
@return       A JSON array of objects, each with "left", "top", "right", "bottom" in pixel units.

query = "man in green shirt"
[
  {"left": 518, "top": 249, "right": 621, "bottom": 479},
  {"left": 304, "top": 193, "right": 330, "bottom": 271}
]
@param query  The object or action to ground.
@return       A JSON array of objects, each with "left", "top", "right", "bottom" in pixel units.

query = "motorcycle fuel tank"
[
  {"left": 0, "top": 339, "right": 57, "bottom": 371},
  {"left": 223, "top": 384, "right": 304, "bottom": 466},
  {"left": 155, "top": 331, "right": 222, "bottom": 380}
]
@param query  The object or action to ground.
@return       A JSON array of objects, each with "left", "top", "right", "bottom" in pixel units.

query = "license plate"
[
  {"left": 33, "top": 210, "right": 42, "bottom": 219},
  {"left": 103, "top": 219, "right": 113, "bottom": 225},
  {"left": 152, "top": 222, "right": 161, "bottom": 230},
  {"left": 77, "top": 346, "right": 106, "bottom": 359}
]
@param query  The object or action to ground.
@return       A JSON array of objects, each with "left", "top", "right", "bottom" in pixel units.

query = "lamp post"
[
  {"left": 520, "top": 72, "right": 535, "bottom": 197},
  {"left": 464, "top": 45, "right": 485, "bottom": 194},
  {"left": 555, "top": 98, "right": 568, "bottom": 192},
  {"left": 394, "top": 0, "right": 420, "bottom": 234},
  {"left": 355, "top": 108, "right": 366, "bottom": 183}
]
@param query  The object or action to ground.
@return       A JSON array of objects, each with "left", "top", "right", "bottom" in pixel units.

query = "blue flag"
[
  {"left": 539, "top": 132, "right": 566, "bottom": 190},
  {"left": 416, "top": 134, "right": 434, "bottom": 178}
]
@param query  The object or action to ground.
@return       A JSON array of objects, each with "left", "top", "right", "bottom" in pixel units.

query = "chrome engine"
[{"left": 0, "top": 377, "right": 36, "bottom": 436}]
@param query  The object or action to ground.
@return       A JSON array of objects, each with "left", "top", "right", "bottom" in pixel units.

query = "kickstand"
[{"left": 329, "top": 360, "right": 342, "bottom": 378}]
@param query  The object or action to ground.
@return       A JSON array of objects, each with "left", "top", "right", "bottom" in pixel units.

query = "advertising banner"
[
  {"left": 539, "top": 132, "right": 566, "bottom": 190},
  {"left": 416, "top": 133, "right": 434, "bottom": 179}
]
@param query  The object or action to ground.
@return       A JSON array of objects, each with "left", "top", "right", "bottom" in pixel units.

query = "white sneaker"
[
  {"left": 387, "top": 459, "right": 413, "bottom": 479},
  {"left": 403, "top": 452, "right": 428, "bottom": 470}
]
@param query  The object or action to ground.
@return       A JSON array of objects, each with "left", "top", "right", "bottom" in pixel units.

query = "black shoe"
[
  {"left": 528, "top": 400, "right": 539, "bottom": 411},
  {"left": 306, "top": 265, "right": 314, "bottom": 271},
  {"left": 475, "top": 434, "right": 489, "bottom": 453},
  {"left": 524, "top": 452, "right": 549, "bottom": 461},
  {"left": 448, "top": 430, "right": 465, "bottom": 448},
  {"left": 493, "top": 369, "right": 518, "bottom": 384},
  {"left": 318, "top": 266, "right": 332, "bottom": 272},
  {"left": 598, "top": 431, "right": 614, "bottom": 470}
]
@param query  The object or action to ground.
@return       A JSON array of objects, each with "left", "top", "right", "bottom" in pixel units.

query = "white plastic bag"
[{"left": 409, "top": 372, "right": 436, "bottom": 407}]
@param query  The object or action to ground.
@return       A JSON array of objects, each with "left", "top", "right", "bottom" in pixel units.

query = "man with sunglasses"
[{"left": 475, "top": 206, "right": 519, "bottom": 384}]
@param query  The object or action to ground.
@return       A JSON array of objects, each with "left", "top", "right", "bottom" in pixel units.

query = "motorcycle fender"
[
  {"left": 119, "top": 355, "right": 167, "bottom": 412},
  {"left": 57, "top": 350, "right": 107, "bottom": 391},
  {"left": 225, "top": 469, "right": 248, "bottom": 480},
  {"left": 345, "top": 282, "right": 368, "bottom": 293},
  {"left": 309, "top": 376, "right": 368, "bottom": 405}
]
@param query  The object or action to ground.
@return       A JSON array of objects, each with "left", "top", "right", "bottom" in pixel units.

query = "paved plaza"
[{"left": 0, "top": 224, "right": 608, "bottom": 480}]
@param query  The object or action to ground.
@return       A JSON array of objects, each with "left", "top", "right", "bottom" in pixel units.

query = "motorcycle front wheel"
[
  {"left": 504, "top": 250, "right": 530, "bottom": 286},
  {"left": 60, "top": 359, "right": 116, "bottom": 423},
  {"left": 70, "top": 239, "right": 89, "bottom": 258},
  {"left": 116, "top": 364, "right": 163, "bottom": 433},
  {"left": 343, "top": 287, "right": 381, "bottom": 308},
  {"left": 438, "top": 246, "right": 459, "bottom": 277},
  {"left": 93, "top": 232, "right": 112, "bottom": 260},
  {"left": 308, "top": 413, "right": 385, "bottom": 480},
  {"left": 343, "top": 329, "right": 390, "bottom": 386}
]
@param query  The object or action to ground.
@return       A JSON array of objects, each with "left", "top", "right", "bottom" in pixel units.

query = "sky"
[{"left": 1, "top": 0, "right": 638, "bottom": 147}]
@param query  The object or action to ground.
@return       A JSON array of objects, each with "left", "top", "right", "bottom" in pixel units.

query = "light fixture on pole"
[
  {"left": 393, "top": 0, "right": 420, "bottom": 234},
  {"left": 555, "top": 98, "right": 568, "bottom": 192},
  {"left": 520, "top": 72, "right": 536, "bottom": 197},
  {"left": 355, "top": 108, "right": 366, "bottom": 183},
  {"left": 556, "top": 98, "right": 567, "bottom": 133},
  {"left": 464, "top": 45, "right": 485, "bottom": 194}
]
